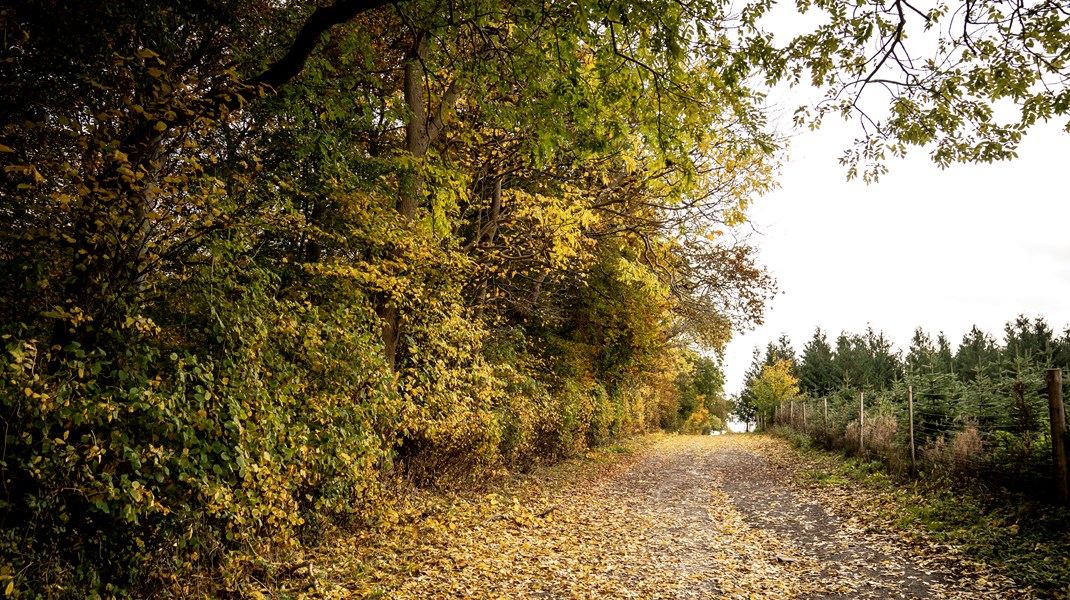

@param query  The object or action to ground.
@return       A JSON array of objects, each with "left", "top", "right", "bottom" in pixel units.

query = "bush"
[
  {"left": 0, "top": 265, "right": 397, "bottom": 597},
  {"left": 680, "top": 406, "right": 723, "bottom": 435}
]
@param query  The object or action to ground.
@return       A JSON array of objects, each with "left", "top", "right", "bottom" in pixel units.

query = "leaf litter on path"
[{"left": 289, "top": 435, "right": 1033, "bottom": 598}]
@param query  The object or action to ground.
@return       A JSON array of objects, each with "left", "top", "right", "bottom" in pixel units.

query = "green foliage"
[
  {"left": 1, "top": 263, "right": 397, "bottom": 596},
  {"left": 735, "top": 338, "right": 797, "bottom": 427},
  {"left": 742, "top": 0, "right": 1070, "bottom": 180},
  {"left": 777, "top": 315, "right": 1070, "bottom": 493},
  {"left": 673, "top": 355, "right": 728, "bottom": 434},
  {"left": 798, "top": 328, "right": 837, "bottom": 397},
  {"left": 831, "top": 329, "right": 902, "bottom": 391}
]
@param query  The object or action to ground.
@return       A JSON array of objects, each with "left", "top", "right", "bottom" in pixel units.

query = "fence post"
[
  {"left": 1046, "top": 368, "right": 1069, "bottom": 505},
  {"left": 908, "top": 384, "right": 916, "bottom": 471},
  {"left": 859, "top": 391, "right": 865, "bottom": 455},
  {"left": 823, "top": 397, "right": 828, "bottom": 430},
  {"left": 790, "top": 400, "right": 795, "bottom": 427},
  {"left": 803, "top": 402, "right": 808, "bottom": 429}
]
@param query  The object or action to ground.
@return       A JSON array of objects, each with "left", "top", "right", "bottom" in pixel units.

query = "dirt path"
[{"left": 317, "top": 435, "right": 1031, "bottom": 598}]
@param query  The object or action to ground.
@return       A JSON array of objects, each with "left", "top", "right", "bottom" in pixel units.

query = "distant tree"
[
  {"left": 1004, "top": 315, "right": 1055, "bottom": 366},
  {"left": 764, "top": 334, "right": 797, "bottom": 375},
  {"left": 906, "top": 327, "right": 937, "bottom": 375},
  {"left": 935, "top": 333, "right": 956, "bottom": 375},
  {"left": 751, "top": 359, "right": 801, "bottom": 426},
  {"left": 954, "top": 326, "right": 1002, "bottom": 382},
  {"left": 863, "top": 327, "right": 902, "bottom": 390},
  {"left": 675, "top": 355, "right": 727, "bottom": 431},
  {"left": 735, "top": 347, "right": 764, "bottom": 428},
  {"left": 1054, "top": 328, "right": 1070, "bottom": 374},
  {"left": 833, "top": 333, "right": 868, "bottom": 390},
  {"left": 738, "top": 335, "right": 798, "bottom": 426},
  {"left": 827, "top": 328, "right": 900, "bottom": 391},
  {"left": 797, "top": 327, "right": 838, "bottom": 397}
]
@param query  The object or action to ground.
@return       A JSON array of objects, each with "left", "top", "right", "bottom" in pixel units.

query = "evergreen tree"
[
  {"left": 764, "top": 334, "right": 797, "bottom": 374},
  {"left": 954, "top": 326, "right": 1001, "bottom": 382},
  {"left": 797, "top": 327, "right": 838, "bottom": 397},
  {"left": 863, "top": 327, "right": 902, "bottom": 390},
  {"left": 1004, "top": 315, "right": 1055, "bottom": 366},
  {"left": 1054, "top": 328, "right": 1070, "bottom": 373},
  {"left": 734, "top": 347, "right": 764, "bottom": 427},
  {"left": 906, "top": 327, "right": 937, "bottom": 375},
  {"left": 935, "top": 332, "right": 956, "bottom": 375}
]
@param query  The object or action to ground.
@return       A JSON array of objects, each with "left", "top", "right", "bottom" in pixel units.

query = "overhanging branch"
[{"left": 247, "top": 0, "right": 399, "bottom": 91}]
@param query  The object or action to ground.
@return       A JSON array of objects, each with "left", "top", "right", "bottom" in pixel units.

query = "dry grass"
[{"left": 922, "top": 426, "right": 985, "bottom": 473}]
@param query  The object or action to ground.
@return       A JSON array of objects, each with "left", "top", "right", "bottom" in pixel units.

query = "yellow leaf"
[{"left": 0, "top": 144, "right": 13, "bottom": 153}]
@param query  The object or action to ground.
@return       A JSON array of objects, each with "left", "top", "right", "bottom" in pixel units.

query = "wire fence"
[{"left": 774, "top": 369, "right": 1069, "bottom": 502}]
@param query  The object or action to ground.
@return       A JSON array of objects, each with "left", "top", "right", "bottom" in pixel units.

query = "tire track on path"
[{"left": 704, "top": 435, "right": 1027, "bottom": 599}]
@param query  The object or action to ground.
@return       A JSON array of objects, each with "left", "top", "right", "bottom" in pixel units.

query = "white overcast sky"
[{"left": 721, "top": 115, "right": 1070, "bottom": 395}]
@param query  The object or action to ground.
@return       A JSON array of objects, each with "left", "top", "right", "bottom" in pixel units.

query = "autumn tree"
[
  {"left": 751, "top": 359, "right": 802, "bottom": 428},
  {"left": 735, "top": 347, "right": 765, "bottom": 428},
  {"left": 738, "top": 338, "right": 797, "bottom": 428},
  {"left": 675, "top": 355, "right": 729, "bottom": 433}
]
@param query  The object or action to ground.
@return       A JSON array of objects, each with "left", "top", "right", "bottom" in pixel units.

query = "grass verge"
[{"left": 775, "top": 429, "right": 1070, "bottom": 598}]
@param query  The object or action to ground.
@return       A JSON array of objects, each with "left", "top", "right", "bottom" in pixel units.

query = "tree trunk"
[
  {"left": 378, "top": 35, "right": 461, "bottom": 371},
  {"left": 472, "top": 178, "right": 502, "bottom": 320}
]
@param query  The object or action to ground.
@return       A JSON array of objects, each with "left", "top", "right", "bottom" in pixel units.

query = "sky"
[{"left": 720, "top": 114, "right": 1070, "bottom": 395}]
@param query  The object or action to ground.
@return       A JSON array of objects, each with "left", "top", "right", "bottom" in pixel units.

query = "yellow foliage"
[{"left": 752, "top": 360, "right": 802, "bottom": 417}]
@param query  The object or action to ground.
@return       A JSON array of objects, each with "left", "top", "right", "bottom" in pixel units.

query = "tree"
[
  {"left": 1004, "top": 315, "right": 1056, "bottom": 366},
  {"left": 740, "top": 0, "right": 1070, "bottom": 181},
  {"left": 906, "top": 327, "right": 937, "bottom": 375},
  {"left": 765, "top": 334, "right": 797, "bottom": 370},
  {"left": 863, "top": 327, "right": 902, "bottom": 390},
  {"left": 751, "top": 359, "right": 802, "bottom": 427},
  {"left": 828, "top": 328, "right": 901, "bottom": 391},
  {"left": 935, "top": 332, "right": 956, "bottom": 374},
  {"left": 737, "top": 335, "right": 803, "bottom": 426},
  {"left": 4, "top": 0, "right": 1068, "bottom": 594},
  {"left": 735, "top": 347, "right": 764, "bottom": 428},
  {"left": 676, "top": 355, "right": 729, "bottom": 429},
  {"left": 954, "top": 325, "right": 1002, "bottom": 382},
  {"left": 798, "top": 327, "right": 838, "bottom": 397}
]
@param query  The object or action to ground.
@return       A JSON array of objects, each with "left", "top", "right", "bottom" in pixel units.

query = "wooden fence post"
[
  {"left": 803, "top": 402, "right": 808, "bottom": 429},
  {"left": 790, "top": 400, "right": 795, "bottom": 427},
  {"left": 859, "top": 391, "right": 865, "bottom": 455},
  {"left": 908, "top": 384, "right": 916, "bottom": 471},
  {"left": 1046, "top": 369, "right": 1069, "bottom": 504},
  {"left": 823, "top": 397, "right": 828, "bottom": 430}
]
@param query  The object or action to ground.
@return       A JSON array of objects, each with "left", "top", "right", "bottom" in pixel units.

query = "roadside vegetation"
[{"left": 776, "top": 427, "right": 1070, "bottom": 598}]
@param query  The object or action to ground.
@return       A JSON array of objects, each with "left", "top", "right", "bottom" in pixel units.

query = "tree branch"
[{"left": 247, "top": 0, "right": 398, "bottom": 91}]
